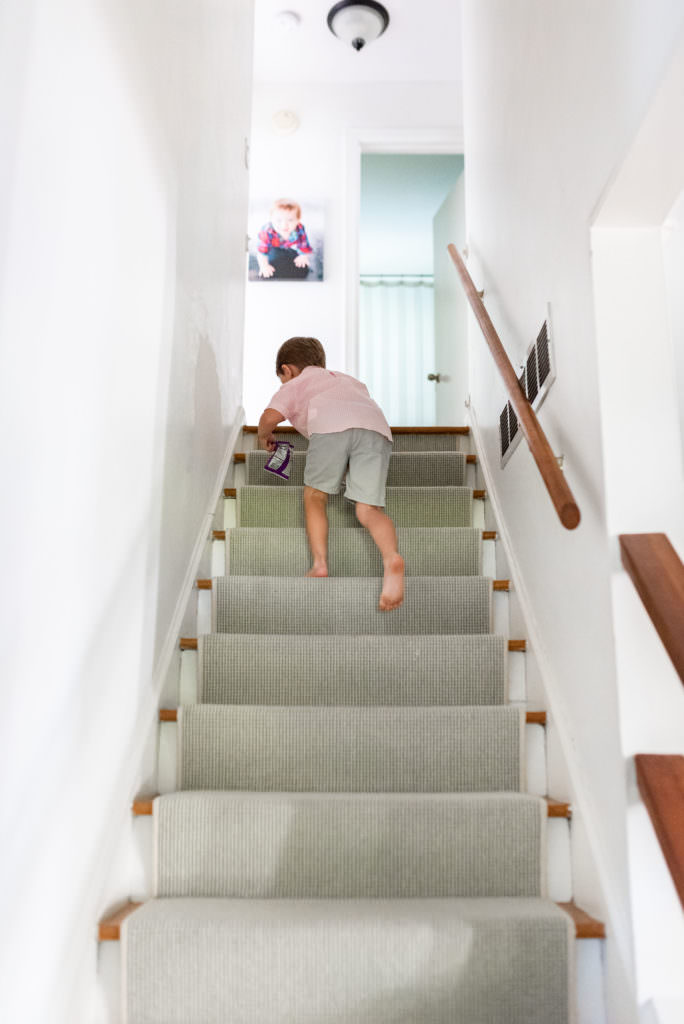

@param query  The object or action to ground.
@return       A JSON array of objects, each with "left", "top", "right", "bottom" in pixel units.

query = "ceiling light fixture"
[{"left": 326, "top": 1, "right": 389, "bottom": 51}]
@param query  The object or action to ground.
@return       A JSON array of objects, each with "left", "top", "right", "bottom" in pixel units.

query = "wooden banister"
[
  {"left": 635, "top": 754, "right": 684, "bottom": 911},
  {"left": 619, "top": 533, "right": 684, "bottom": 685},
  {"left": 447, "top": 244, "right": 580, "bottom": 530}
]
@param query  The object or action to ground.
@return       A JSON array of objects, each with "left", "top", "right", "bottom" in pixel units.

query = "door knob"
[{"left": 427, "top": 373, "right": 441, "bottom": 382}]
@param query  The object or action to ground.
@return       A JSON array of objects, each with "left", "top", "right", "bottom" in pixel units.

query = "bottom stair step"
[
  {"left": 153, "top": 791, "right": 547, "bottom": 898},
  {"left": 122, "top": 897, "right": 574, "bottom": 1024}
]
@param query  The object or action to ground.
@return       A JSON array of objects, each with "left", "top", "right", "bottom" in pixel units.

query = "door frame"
[{"left": 343, "top": 127, "right": 464, "bottom": 376}]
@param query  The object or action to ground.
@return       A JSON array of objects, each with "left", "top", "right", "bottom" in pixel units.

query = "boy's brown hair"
[
  {"left": 271, "top": 198, "right": 301, "bottom": 220},
  {"left": 276, "top": 337, "right": 326, "bottom": 375}
]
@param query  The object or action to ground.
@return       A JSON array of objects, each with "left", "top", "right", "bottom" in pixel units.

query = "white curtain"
[{"left": 359, "top": 276, "right": 435, "bottom": 426}]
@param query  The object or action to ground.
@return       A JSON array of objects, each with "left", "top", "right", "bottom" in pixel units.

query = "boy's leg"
[
  {"left": 302, "top": 432, "right": 352, "bottom": 577},
  {"left": 303, "top": 486, "right": 329, "bottom": 577},
  {"left": 344, "top": 430, "right": 404, "bottom": 611},
  {"left": 355, "top": 502, "right": 405, "bottom": 611}
]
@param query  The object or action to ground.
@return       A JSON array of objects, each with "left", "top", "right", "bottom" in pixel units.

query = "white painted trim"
[
  {"left": 97, "top": 408, "right": 244, "bottom": 930},
  {"left": 344, "top": 127, "right": 464, "bottom": 375},
  {"left": 468, "top": 401, "right": 633, "bottom": 962},
  {"left": 149, "top": 406, "right": 244, "bottom": 698}
]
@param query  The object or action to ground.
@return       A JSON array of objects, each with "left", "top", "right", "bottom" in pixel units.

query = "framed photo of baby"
[{"left": 247, "top": 197, "right": 324, "bottom": 282}]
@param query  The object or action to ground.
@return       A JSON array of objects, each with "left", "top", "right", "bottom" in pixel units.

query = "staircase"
[{"left": 101, "top": 425, "right": 604, "bottom": 1022}]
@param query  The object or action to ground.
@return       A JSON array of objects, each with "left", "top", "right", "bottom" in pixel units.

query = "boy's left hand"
[{"left": 294, "top": 253, "right": 310, "bottom": 268}]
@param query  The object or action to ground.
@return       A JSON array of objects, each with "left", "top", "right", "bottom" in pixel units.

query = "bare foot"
[
  {"left": 306, "top": 563, "right": 328, "bottom": 578},
  {"left": 379, "top": 554, "right": 404, "bottom": 611}
]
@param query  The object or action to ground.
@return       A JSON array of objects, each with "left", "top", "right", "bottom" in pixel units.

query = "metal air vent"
[{"left": 500, "top": 308, "right": 556, "bottom": 467}]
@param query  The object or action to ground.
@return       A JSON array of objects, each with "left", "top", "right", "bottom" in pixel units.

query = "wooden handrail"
[
  {"left": 635, "top": 754, "right": 684, "bottom": 911},
  {"left": 619, "top": 533, "right": 684, "bottom": 684},
  {"left": 447, "top": 244, "right": 580, "bottom": 530}
]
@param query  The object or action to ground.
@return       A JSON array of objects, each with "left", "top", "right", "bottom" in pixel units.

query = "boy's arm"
[{"left": 257, "top": 407, "right": 285, "bottom": 450}]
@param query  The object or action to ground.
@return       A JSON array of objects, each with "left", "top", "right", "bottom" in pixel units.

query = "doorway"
[{"left": 358, "top": 153, "right": 463, "bottom": 425}]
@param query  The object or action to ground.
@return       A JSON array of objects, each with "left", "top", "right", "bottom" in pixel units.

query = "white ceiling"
[{"left": 252, "top": 0, "right": 463, "bottom": 84}]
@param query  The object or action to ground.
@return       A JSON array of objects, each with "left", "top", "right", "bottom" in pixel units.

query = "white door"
[{"left": 432, "top": 173, "right": 468, "bottom": 425}]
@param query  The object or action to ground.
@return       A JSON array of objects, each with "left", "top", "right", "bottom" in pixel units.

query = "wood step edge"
[
  {"left": 196, "top": 578, "right": 511, "bottom": 591},
  {"left": 558, "top": 902, "right": 606, "bottom": 938},
  {"left": 132, "top": 793, "right": 568, "bottom": 818},
  {"left": 158, "top": 708, "right": 547, "bottom": 725},
  {"left": 243, "top": 426, "right": 471, "bottom": 435},
  {"left": 178, "top": 637, "right": 527, "bottom": 652},
  {"left": 99, "top": 898, "right": 601, "bottom": 941},
  {"left": 234, "top": 452, "right": 477, "bottom": 464},
  {"left": 98, "top": 901, "right": 143, "bottom": 941},
  {"left": 213, "top": 529, "right": 496, "bottom": 541}
]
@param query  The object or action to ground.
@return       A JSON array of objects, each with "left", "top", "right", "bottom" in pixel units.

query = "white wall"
[
  {"left": 242, "top": 82, "right": 462, "bottom": 422},
  {"left": 0, "top": 2, "right": 253, "bottom": 1021},
  {"left": 360, "top": 153, "right": 464, "bottom": 275},
  {"left": 663, "top": 190, "right": 684, "bottom": 469},
  {"left": 591, "top": 32, "right": 684, "bottom": 1012},
  {"left": 461, "top": 2, "right": 684, "bottom": 1021}
]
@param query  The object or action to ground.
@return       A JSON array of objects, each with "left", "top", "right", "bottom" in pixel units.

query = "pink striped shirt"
[{"left": 268, "top": 366, "right": 392, "bottom": 441}]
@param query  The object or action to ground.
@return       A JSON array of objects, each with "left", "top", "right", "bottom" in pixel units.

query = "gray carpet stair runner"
[
  {"left": 237, "top": 484, "right": 474, "bottom": 527},
  {"left": 213, "top": 576, "right": 491, "bottom": 634},
  {"left": 247, "top": 449, "right": 466, "bottom": 486},
  {"left": 197, "top": 633, "right": 507, "bottom": 705},
  {"left": 177, "top": 706, "right": 524, "bottom": 792},
  {"left": 122, "top": 428, "right": 574, "bottom": 1023},
  {"left": 153, "top": 792, "right": 546, "bottom": 898},
  {"left": 226, "top": 526, "right": 482, "bottom": 575}
]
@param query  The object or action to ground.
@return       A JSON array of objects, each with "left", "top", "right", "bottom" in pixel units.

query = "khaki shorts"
[{"left": 304, "top": 429, "right": 392, "bottom": 507}]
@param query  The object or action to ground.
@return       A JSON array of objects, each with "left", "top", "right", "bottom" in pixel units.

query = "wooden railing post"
[{"left": 447, "top": 244, "right": 580, "bottom": 530}]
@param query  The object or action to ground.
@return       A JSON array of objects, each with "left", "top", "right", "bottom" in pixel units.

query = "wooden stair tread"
[
  {"left": 225, "top": 487, "right": 483, "bottom": 498},
  {"left": 213, "top": 529, "right": 497, "bottom": 542},
  {"left": 133, "top": 794, "right": 569, "bottom": 818},
  {"left": 99, "top": 899, "right": 601, "bottom": 941},
  {"left": 243, "top": 426, "right": 471, "bottom": 435},
  {"left": 234, "top": 452, "right": 477, "bottom": 464},
  {"left": 159, "top": 708, "right": 547, "bottom": 726},
  {"left": 196, "top": 578, "right": 509, "bottom": 590},
  {"left": 180, "top": 637, "right": 526, "bottom": 652}
]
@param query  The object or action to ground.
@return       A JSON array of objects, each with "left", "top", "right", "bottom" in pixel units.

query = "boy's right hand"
[
  {"left": 258, "top": 433, "right": 277, "bottom": 451},
  {"left": 258, "top": 264, "right": 275, "bottom": 278}
]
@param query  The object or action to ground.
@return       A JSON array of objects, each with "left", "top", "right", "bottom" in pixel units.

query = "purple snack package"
[{"left": 264, "top": 441, "right": 294, "bottom": 480}]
